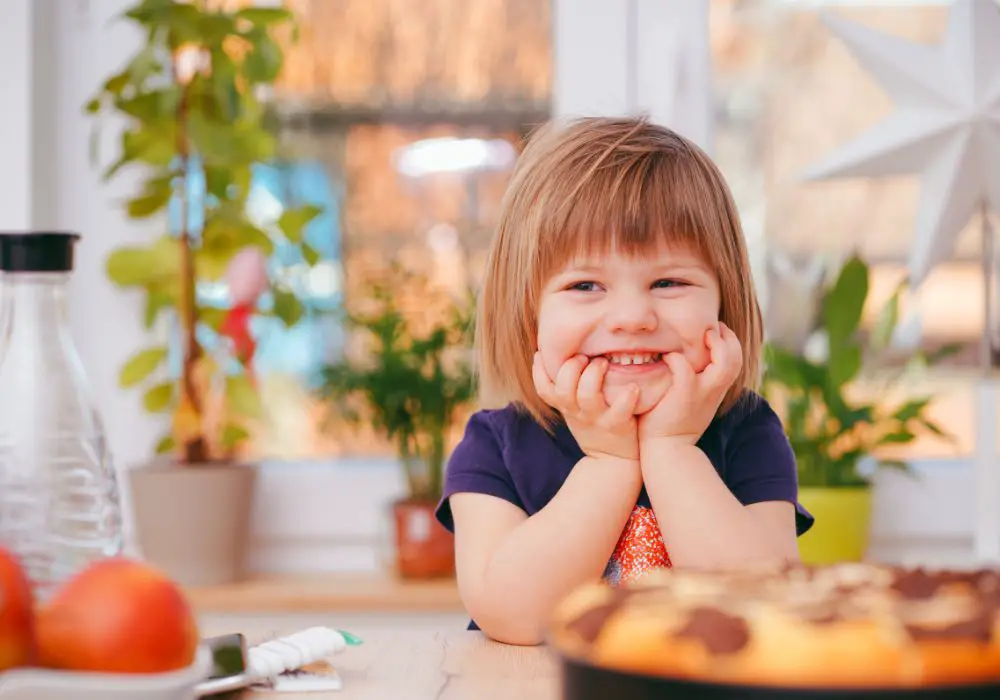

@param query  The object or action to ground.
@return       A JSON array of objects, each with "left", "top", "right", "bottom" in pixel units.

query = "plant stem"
[
  {"left": 400, "top": 439, "right": 420, "bottom": 502},
  {"left": 429, "top": 427, "right": 445, "bottom": 504},
  {"left": 175, "top": 62, "right": 207, "bottom": 465}
]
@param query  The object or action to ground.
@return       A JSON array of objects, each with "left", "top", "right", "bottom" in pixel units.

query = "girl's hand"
[
  {"left": 533, "top": 353, "right": 641, "bottom": 462},
  {"left": 638, "top": 323, "right": 742, "bottom": 446}
]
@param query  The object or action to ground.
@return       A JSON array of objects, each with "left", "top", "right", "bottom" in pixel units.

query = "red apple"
[
  {"left": 0, "top": 547, "right": 36, "bottom": 671},
  {"left": 37, "top": 556, "right": 199, "bottom": 673}
]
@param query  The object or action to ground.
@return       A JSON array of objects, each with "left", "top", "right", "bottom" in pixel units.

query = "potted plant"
[
  {"left": 317, "top": 265, "right": 476, "bottom": 579},
  {"left": 86, "top": 0, "right": 324, "bottom": 585},
  {"left": 762, "top": 253, "right": 958, "bottom": 564}
]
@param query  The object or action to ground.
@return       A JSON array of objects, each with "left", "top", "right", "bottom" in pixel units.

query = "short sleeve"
[
  {"left": 725, "top": 398, "right": 815, "bottom": 536},
  {"left": 434, "top": 411, "right": 524, "bottom": 533}
]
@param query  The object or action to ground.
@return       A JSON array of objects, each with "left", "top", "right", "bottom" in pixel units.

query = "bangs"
[{"left": 533, "top": 147, "right": 722, "bottom": 284}]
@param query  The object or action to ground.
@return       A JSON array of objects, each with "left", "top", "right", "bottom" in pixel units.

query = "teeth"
[{"left": 605, "top": 353, "right": 661, "bottom": 366}]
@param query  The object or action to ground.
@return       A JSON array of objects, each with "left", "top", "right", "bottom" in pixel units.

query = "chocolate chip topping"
[
  {"left": 905, "top": 613, "right": 994, "bottom": 644},
  {"left": 565, "top": 587, "right": 639, "bottom": 643},
  {"left": 890, "top": 569, "right": 943, "bottom": 599},
  {"left": 674, "top": 606, "right": 751, "bottom": 654},
  {"left": 566, "top": 602, "right": 619, "bottom": 643}
]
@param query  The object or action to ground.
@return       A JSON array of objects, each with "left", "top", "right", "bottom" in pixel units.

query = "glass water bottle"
[{"left": 0, "top": 232, "right": 123, "bottom": 599}]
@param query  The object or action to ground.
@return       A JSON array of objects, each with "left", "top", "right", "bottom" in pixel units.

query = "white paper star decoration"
[{"left": 801, "top": 0, "right": 1000, "bottom": 288}]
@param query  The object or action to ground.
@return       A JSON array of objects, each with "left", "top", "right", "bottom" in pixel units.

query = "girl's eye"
[
  {"left": 568, "top": 281, "right": 600, "bottom": 292},
  {"left": 653, "top": 279, "right": 686, "bottom": 289}
]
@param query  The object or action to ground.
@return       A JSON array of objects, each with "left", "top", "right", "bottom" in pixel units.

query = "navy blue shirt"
[{"left": 435, "top": 391, "right": 813, "bottom": 628}]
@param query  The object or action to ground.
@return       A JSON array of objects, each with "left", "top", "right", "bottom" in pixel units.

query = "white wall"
[
  {"left": 0, "top": 0, "right": 34, "bottom": 229},
  {"left": 2, "top": 0, "right": 984, "bottom": 574}
]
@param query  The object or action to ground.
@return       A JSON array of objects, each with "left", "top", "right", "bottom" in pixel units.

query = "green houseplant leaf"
[
  {"left": 120, "top": 347, "right": 169, "bottom": 387},
  {"left": 822, "top": 254, "right": 868, "bottom": 345}
]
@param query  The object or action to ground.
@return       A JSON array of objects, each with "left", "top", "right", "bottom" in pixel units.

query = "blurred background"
[{"left": 0, "top": 0, "right": 992, "bottom": 622}]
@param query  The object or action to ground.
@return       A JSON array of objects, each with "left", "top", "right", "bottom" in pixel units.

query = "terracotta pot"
[
  {"left": 391, "top": 498, "right": 455, "bottom": 579},
  {"left": 128, "top": 460, "right": 258, "bottom": 586}
]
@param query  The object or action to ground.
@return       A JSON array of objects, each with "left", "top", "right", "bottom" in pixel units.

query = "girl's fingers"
[
  {"left": 720, "top": 323, "right": 743, "bottom": 369},
  {"left": 577, "top": 357, "right": 609, "bottom": 415},
  {"left": 698, "top": 326, "right": 728, "bottom": 389},
  {"left": 604, "top": 383, "right": 641, "bottom": 425},
  {"left": 700, "top": 325, "right": 741, "bottom": 391},
  {"left": 553, "top": 355, "right": 587, "bottom": 414},
  {"left": 532, "top": 352, "right": 557, "bottom": 404},
  {"left": 663, "top": 352, "right": 694, "bottom": 398}
]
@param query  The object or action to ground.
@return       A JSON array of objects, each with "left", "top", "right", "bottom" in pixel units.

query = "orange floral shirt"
[{"left": 603, "top": 505, "right": 672, "bottom": 586}]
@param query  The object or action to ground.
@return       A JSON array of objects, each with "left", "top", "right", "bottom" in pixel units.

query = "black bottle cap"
[{"left": 0, "top": 232, "right": 81, "bottom": 272}]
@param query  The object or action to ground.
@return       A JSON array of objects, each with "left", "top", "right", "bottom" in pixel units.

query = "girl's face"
[{"left": 535, "top": 243, "right": 722, "bottom": 415}]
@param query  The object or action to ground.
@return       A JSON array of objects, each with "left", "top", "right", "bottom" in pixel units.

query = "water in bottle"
[{"left": 0, "top": 232, "right": 123, "bottom": 599}]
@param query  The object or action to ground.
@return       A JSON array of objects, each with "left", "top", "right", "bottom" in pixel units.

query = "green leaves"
[
  {"left": 316, "top": 268, "right": 476, "bottom": 501},
  {"left": 124, "top": 124, "right": 177, "bottom": 168},
  {"left": 761, "top": 253, "right": 953, "bottom": 489},
  {"left": 188, "top": 114, "right": 275, "bottom": 167},
  {"left": 222, "top": 424, "right": 250, "bottom": 450},
  {"left": 827, "top": 344, "right": 861, "bottom": 390},
  {"left": 123, "top": 0, "right": 224, "bottom": 49},
  {"left": 892, "top": 398, "right": 931, "bottom": 422},
  {"left": 112, "top": 246, "right": 177, "bottom": 289},
  {"left": 126, "top": 171, "right": 176, "bottom": 219},
  {"left": 144, "top": 286, "right": 176, "bottom": 328},
  {"left": 106, "top": 236, "right": 180, "bottom": 288},
  {"left": 821, "top": 253, "right": 868, "bottom": 391},
  {"left": 869, "top": 280, "right": 903, "bottom": 351},
  {"left": 277, "top": 205, "right": 323, "bottom": 243},
  {"left": 226, "top": 375, "right": 262, "bottom": 420},
  {"left": 143, "top": 382, "right": 174, "bottom": 413},
  {"left": 120, "top": 347, "right": 168, "bottom": 387},
  {"left": 243, "top": 33, "right": 283, "bottom": 83},
  {"left": 273, "top": 289, "right": 304, "bottom": 328},
  {"left": 155, "top": 434, "right": 176, "bottom": 455},
  {"left": 117, "top": 89, "right": 180, "bottom": 122},
  {"left": 235, "top": 7, "right": 294, "bottom": 25},
  {"left": 822, "top": 254, "right": 868, "bottom": 345},
  {"left": 302, "top": 244, "right": 321, "bottom": 266}
]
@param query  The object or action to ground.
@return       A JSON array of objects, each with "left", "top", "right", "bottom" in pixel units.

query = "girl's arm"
[
  {"left": 639, "top": 436, "right": 801, "bottom": 570},
  {"left": 449, "top": 454, "right": 642, "bottom": 646},
  {"left": 636, "top": 329, "right": 807, "bottom": 571}
]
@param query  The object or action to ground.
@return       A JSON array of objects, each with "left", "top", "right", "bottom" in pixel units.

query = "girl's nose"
[{"left": 605, "top": 290, "right": 658, "bottom": 334}]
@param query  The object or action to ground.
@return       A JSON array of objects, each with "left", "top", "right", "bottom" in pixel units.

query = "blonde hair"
[{"left": 475, "top": 116, "right": 764, "bottom": 427}]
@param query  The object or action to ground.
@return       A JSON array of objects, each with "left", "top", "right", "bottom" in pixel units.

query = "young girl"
[{"left": 434, "top": 116, "right": 813, "bottom": 646}]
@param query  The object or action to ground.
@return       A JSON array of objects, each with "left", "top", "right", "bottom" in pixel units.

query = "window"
[
  {"left": 219, "top": 0, "right": 553, "bottom": 461},
  {"left": 711, "top": 0, "right": 974, "bottom": 457}
]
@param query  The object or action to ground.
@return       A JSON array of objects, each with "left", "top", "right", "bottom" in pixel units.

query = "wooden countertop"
[
  {"left": 185, "top": 572, "right": 465, "bottom": 614},
  {"left": 226, "top": 627, "right": 560, "bottom": 700}
]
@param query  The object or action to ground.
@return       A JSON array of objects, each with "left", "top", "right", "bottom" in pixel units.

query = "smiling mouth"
[{"left": 602, "top": 352, "right": 663, "bottom": 366}]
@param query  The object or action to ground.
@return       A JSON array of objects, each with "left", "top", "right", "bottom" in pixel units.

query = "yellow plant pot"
[{"left": 796, "top": 486, "right": 873, "bottom": 564}]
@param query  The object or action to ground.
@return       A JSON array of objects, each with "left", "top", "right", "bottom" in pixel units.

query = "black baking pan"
[{"left": 560, "top": 658, "right": 1000, "bottom": 700}]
